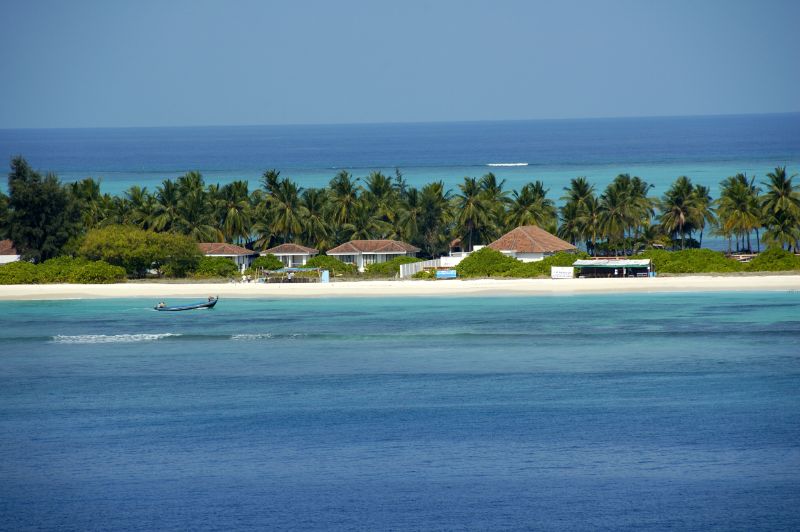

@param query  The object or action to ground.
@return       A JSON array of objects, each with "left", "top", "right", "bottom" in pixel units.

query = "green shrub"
[
  {"left": 37, "top": 256, "right": 89, "bottom": 283},
  {"left": 637, "top": 249, "right": 743, "bottom": 274},
  {"left": 412, "top": 269, "right": 437, "bottom": 280},
  {"left": 746, "top": 247, "right": 800, "bottom": 272},
  {"left": 0, "top": 258, "right": 125, "bottom": 284},
  {"left": 69, "top": 261, "right": 126, "bottom": 283},
  {"left": 304, "top": 255, "right": 357, "bottom": 276},
  {"left": 192, "top": 256, "right": 239, "bottom": 278},
  {"left": 364, "top": 256, "right": 422, "bottom": 277},
  {"left": 79, "top": 225, "right": 201, "bottom": 277},
  {"left": 250, "top": 254, "right": 284, "bottom": 271},
  {"left": 456, "top": 247, "right": 519, "bottom": 278},
  {"left": 0, "top": 261, "right": 39, "bottom": 284}
]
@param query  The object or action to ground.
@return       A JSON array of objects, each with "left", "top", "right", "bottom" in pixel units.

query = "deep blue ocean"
[
  {"left": 1, "top": 293, "right": 799, "bottom": 530},
  {"left": 1, "top": 114, "right": 799, "bottom": 197}
]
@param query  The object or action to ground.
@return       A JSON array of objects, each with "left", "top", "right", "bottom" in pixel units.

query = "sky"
[{"left": 0, "top": 0, "right": 798, "bottom": 128}]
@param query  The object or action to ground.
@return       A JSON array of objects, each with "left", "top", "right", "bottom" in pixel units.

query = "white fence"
[{"left": 399, "top": 255, "right": 466, "bottom": 278}]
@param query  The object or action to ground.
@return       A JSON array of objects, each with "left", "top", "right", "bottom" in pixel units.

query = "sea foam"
[
  {"left": 51, "top": 333, "right": 181, "bottom": 344},
  {"left": 487, "top": 162, "right": 528, "bottom": 167}
]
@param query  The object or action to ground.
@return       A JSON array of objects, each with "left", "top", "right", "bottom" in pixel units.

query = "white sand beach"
[{"left": 1, "top": 275, "right": 799, "bottom": 300}]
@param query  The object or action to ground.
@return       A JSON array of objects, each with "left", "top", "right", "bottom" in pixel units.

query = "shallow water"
[{"left": 1, "top": 293, "right": 799, "bottom": 530}]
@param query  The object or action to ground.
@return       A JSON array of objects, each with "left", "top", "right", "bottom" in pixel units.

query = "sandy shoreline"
[{"left": 1, "top": 275, "right": 799, "bottom": 300}]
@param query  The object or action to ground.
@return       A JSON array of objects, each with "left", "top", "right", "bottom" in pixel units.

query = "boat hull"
[{"left": 155, "top": 299, "right": 218, "bottom": 312}]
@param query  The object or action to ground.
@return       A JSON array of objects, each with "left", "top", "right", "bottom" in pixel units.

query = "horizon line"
[{"left": 2, "top": 110, "right": 799, "bottom": 132}]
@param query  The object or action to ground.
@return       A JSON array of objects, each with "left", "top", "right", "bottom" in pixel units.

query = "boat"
[{"left": 154, "top": 297, "right": 218, "bottom": 311}]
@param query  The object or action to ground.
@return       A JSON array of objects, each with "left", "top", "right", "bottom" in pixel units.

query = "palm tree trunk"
[{"left": 755, "top": 228, "right": 761, "bottom": 253}]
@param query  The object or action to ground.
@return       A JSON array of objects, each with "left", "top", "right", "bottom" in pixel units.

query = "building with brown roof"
[
  {"left": 326, "top": 239, "right": 420, "bottom": 272},
  {"left": 487, "top": 225, "right": 576, "bottom": 262},
  {"left": 197, "top": 243, "right": 257, "bottom": 271},
  {"left": 0, "top": 239, "right": 21, "bottom": 264},
  {"left": 262, "top": 243, "right": 319, "bottom": 268}
]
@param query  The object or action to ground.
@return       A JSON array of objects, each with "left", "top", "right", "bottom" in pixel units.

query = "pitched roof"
[
  {"left": 263, "top": 243, "right": 319, "bottom": 256},
  {"left": 197, "top": 243, "right": 255, "bottom": 256},
  {"left": 327, "top": 239, "right": 420, "bottom": 255},
  {"left": 487, "top": 226, "right": 576, "bottom": 254},
  {"left": 0, "top": 239, "right": 18, "bottom": 255}
]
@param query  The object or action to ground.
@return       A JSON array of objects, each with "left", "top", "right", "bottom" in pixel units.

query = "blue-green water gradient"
[{"left": 1, "top": 293, "right": 799, "bottom": 530}]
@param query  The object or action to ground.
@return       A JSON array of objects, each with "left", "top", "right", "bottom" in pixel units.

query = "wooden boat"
[{"left": 155, "top": 297, "right": 218, "bottom": 312}]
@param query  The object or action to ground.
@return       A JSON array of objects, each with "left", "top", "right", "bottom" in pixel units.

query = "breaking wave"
[
  {"left": 487, "top": 162, "right": 528, "bottom": 167},
  {"left": 51, "top": 333, "right": 182, "bottom": 344}
]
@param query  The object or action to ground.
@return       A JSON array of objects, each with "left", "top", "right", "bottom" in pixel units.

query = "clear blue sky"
[{"left": 1, "top": 0, "right": 798, "bottom": 128}]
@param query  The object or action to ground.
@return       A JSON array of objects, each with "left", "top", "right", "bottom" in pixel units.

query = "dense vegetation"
[
  {"left": 455, "top": 248, "right": 590, "bottom": 278},
  {"left": 192, "top": 257, "right": 240, "bottom": 278},
  {"left": 0, "top": 257, "right": 125, "bottom": 284},
  {"left": 0, "top": 157, "right": 798, "bottom": 280}
]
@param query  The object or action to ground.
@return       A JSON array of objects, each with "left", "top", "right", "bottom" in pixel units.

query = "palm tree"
[
  {"left": 658, "top": 176, "right": 697, "bottom": 250},
  {"left": 716, "top": 174, "right": 761, "bottom": 252},
  {"left": 151, "top": 179, "right": 181, "bottom": 232},
  {"left": 328, "top": 170, "right": 359, "bottom": 230},
  {"left": 692, "top": 184, "right": 715, "bottom": 249},
  {"left": 217, "top": 180, "right": 251, "bottom": 244},
  {"left": 124, "top": 186, "right": 154, "bottom": 229},
  {"left": 300, "top": 188, "right": 331, "bottom": 249},
  {"left": 269, "top": 178, "right": 306, "bottom": 243},
  {"left": 398, "top": 187, "right": 423, "bottom": 247},
  {"left": 175, "top": 187, "right": 222, "bottom": 241},
  {"left": 454, "top": 177, "right": 491, "bottom": 251},
  {"left": 560, "top": 177, "right": 597, "bottom": 253},
  {"left": 506, "top": 181, "right": 556, "bottom": 229},
  {"left": 598, "top": 185, "right": 629, "bottom": 255},
  {"left": 478, "top": 173, "right": 510, "bottom": 240},
  {"left": 418, "top": 181, "right": 452, "bottom": 258},
  {"left": 761, "top": 166, "right": 800, "bottom": 251},
  {"left": 341, "top": 199, "right": 390, "bottom": 241}
]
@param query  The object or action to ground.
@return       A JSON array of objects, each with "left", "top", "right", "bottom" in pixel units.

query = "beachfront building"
[
  {"left": 487, "top": 225, "right": 576, "bottom": 262},
  {"left": 326, "top": 239, "right": 420, "bottom": 272},
  {"left": 262, "top": 243, "right": 319, "bottom": 268},
  {"left": 197, "top": 243, "right": 257, "bottom": 272},
  {"left": 573, "top": 258, "right": 653, "bottom": 278},
  {"left": 0, "top": 239, "right": 20, "bottom": 264}
]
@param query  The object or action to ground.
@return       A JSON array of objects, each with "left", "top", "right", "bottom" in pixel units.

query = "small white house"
[
  {"left": 263, "top": 243, "right": 319, "bottom": 268},
  {"left": 487, "top": 225, "right": 576, "bottom": 262},
  {"left": 326, "top": 239, "right": 420, "bottom": 272},
  {"left": 0, "top": 239, "right": 20, "bottom": 264},
  {"left": 197, "top": 243, "right": 257, "bottom": 272}
]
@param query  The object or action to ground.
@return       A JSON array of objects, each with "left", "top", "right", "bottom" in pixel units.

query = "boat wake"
[
  {"left": 51, "top": 333, "right": 182, "bottom": 344},
  {"left": 487, "top": 162, "right": 528, "bottom": 167}
]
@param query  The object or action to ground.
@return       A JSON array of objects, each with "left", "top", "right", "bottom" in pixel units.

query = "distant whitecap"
[
  {"left": 487, "top": 162, "right": 528, "bottom": 167},
  {"left": 51, "top": 333, "right": 181, "bottom": 344}
]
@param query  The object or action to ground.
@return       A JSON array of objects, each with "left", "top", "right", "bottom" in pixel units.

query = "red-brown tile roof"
[
  {"left": 263, "top": 243, "right": 319, "bottom": 256},
  {"left": 197, "top": 243, "right": 255, "bottom": 256},
  {"left": 487, "top": 226, "right": 576, "bottom": 254},
  {"left": 327, "top": 239, "right": 420, "bottom": 255},
  {"left": 0, "top": 239, "right": 18, "bottom": 255}
]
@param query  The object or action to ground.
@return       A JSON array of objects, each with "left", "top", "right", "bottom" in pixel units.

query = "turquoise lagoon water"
[{"left": 1, "top": 292, "right": 799, "bottom": 530}]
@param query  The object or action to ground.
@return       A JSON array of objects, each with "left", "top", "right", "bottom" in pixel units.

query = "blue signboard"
[{"left": 436, "top": 269, "right": 457, "bottom": 279}]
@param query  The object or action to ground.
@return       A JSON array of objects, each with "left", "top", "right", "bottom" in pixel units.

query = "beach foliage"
[
  {"left": 0, "top": 261, "right": 39, "bottom": 284},
  {"left": 745, "top": 247, "right": 800, "bottom": 272},
  {"left": 0, "top": 257, "right": 125, "bottom": 284},
  {"left": 79, "top": 225, "right": 201, "bottom": 277},
  {"left": 304, "top": 254, "right": 356, "bottom": 275},
  {"left": 250, "top": 254, "right": 284, "bottom": 271},
  {"left": 455, "top": 247, "right": 519, "bottom": 277},
  {"left": 411, "top": 269, "right": 436, "bottom": 279},
  {"left": 192, "top": 257, "right": 239, "bottom": 278},
  {"left": 364, "top": 256, "right": 422, "bottom": 277},
  {"left": 637, "top": 249, "right": 743, "bottom": 274}
]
